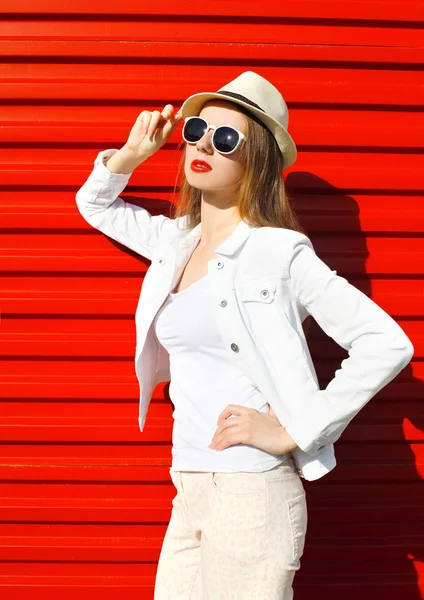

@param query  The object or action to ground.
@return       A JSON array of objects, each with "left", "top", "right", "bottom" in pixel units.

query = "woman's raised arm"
[{"left": 75, "top": 105, "right": 184, "bottom": 261}]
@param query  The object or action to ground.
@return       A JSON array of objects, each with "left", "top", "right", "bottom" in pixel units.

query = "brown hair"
[{"left": 169, "top": 102, "right": 307, "bottom": 237}]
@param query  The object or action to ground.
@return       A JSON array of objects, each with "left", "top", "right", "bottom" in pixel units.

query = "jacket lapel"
[{"left": 169, "top": 218, "right": 258, "bottom": 290}]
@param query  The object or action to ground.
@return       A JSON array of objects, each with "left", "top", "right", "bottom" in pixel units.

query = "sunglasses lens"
[
  {"left": 183, "top": 117, "right": 208, "bottom": 142},
  {"left": 213, "top": 127, "right": 240, "bottom": 153}
]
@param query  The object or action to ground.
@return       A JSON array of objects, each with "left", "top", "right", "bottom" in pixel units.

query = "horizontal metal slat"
[
  {"left": 1, "top": 154, "right": 424, "bottom": 189},
  {"left": 2, "top": 110, "right": 424, "bottom": 147},
  {"left": 1, "top": 40, "right": 424, "bottom": 58},
  {"left": 2, "top": 0, "right": 424, "bottom": 20},
  {"left": 0, "top": 557, "right": 421, "bottom": 578},
  {"left": 0, "top": 531, "right": 421, "bottom": 562},
  {"left": 0, "top": 278, "right": 420, "bottom": 314},
  {"left": 0, "top": 386, "right": 421, "bottom": 442},
  {"left": 1, "top": 68, "right": 423, "bottom": 104},
  {"left": 2, "top": 398, "right": 420, "bottom": 422},
  {"left": 0, "top": 492, "right": 422, "bottom": 524},
  {"left": 1, "top": 191, "right": 424, "bottom": 233},
  {"left": 0, "top": 321, "right": 420, "bottom": 358},
  {"left": 0, "top": 235, "right": 422, "bottom": 272}
]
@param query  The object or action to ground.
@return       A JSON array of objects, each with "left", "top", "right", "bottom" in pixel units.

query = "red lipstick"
[{"left": 191, "top": 159, "right": 212, "bottom": 172}]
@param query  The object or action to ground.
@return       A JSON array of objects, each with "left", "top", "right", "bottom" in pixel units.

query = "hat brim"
[{"left": 180, "top": 92, "right": 297, "bottom": 169}]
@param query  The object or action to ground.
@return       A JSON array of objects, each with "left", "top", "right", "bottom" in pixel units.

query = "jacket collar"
[{"left": 180, "top": 217, "right": 258, "bottom": 257}]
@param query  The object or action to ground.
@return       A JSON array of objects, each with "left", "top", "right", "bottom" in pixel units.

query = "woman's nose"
[{"left": 196, "top": 128, "right": 214, "bottom": 153}]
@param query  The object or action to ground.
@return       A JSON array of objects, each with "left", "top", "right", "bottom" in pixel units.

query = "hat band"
[{"left": 217, "top": 90, "right": 265, "bottom": 113}]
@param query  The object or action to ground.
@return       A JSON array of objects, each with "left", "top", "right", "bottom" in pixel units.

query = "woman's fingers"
[
  {"left": 148, "top": 107, "right": 173, "bottom": 136},
  {"left": 162, "top": 103, "right": 174, "bottom": 119},
  {"left": 136, "top": 105, "right": 180, "bottom": 137},
  {"left": 135, "top": 110, "right": 150, "bottom": 134},
  {"left": 146, "top": 110, "right": 159, "bottom": 136},
  {"left": 126, "top": 104, "right": 183, "bottom": 157}
]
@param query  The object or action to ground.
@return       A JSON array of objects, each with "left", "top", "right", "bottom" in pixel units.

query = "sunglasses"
[{"left": 182, "top": 116, "right": 248, "bottom": 155}]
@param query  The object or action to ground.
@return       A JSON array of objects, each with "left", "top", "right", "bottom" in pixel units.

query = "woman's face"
[{"left": 183, "top": 100, "right": 247, "bottom": 194}]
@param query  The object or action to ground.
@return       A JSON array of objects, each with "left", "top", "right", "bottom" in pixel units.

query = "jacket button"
[
  {"left": 216, "top": 260, "right": 224, "bottom": 269},
  {"left": 158, "top": 258, "right": 165, "bottom": 265},
  {"left": 220, "top": 299, "right": 227, "bottom": 307},
  {"left": 260, "top": 289, "right": 269, "bottom": 298},
  {"left": 230, "top": 343, "right": 239, "bottom": 352}
]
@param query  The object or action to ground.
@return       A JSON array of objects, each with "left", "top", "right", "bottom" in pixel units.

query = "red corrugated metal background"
[{"left": 1, "top": 2, "right": 423, "bottom": 598}]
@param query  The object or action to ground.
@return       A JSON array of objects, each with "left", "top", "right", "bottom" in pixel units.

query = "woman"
[{"left": 75, "top": 71, "right": 414, "bottom": 599}]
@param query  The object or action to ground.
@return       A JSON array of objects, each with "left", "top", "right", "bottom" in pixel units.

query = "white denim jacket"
[{"left": 75, "top": 149, "right": 414, "bottom": 481}]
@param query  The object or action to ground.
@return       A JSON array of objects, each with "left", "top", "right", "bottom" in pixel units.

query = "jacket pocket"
[
  {"left": 236, "top": 277, "right": 278, "bottom": 304},
  {"left": 237, "top": 277, "right": 315, "bottom": 385},
  {"left": 237, "top": 278, "right": 304, "bottom": 360}
]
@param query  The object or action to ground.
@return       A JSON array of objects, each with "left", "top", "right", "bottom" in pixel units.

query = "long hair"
[
  {"left": 169, "top": 102, "right": 313, "bottom": 336},
  {"left": 170, "top": 102, "right": 307, "bottom": 237}
]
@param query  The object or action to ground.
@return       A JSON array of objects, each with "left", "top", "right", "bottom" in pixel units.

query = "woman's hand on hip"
[{"left": 209, "top": 404, "right": 298, "bottom": 455}]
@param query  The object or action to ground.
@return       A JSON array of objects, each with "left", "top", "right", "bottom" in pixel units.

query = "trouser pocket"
[
  {"left": 265, "top": 473, "right": 308, "bottom": 569},
  {"left": 286, "top": 490, "right": 308, "bottom": 564}
]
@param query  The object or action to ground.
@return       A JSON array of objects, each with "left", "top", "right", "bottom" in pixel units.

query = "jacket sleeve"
[
  {"left": 284, "top": 233, "right": 414, "bottom": 456},
  {"left": 75, "top": 149, "right": 175, "bottom": 261}
]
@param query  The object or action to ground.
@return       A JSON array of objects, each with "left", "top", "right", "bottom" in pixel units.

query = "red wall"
[{"left": 1, "top": 2, "right": 423, "bottom": 598}]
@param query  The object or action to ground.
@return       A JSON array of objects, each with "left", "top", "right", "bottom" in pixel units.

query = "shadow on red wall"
[{"left": 286, "top": 170, "right": 423, "bottom": 599}]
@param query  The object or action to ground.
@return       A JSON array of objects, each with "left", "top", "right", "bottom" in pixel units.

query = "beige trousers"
[{"left": 154, "top": 454, "right": 308, "bottom": 599}]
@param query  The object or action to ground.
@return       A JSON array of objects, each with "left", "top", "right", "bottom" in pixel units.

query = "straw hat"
[{"left": 180, "top": 70, "right": 297, "bottom": 168}]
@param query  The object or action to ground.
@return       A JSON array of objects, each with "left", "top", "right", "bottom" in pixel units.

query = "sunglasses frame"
[{"left": 182, "top": 116, "right": 248, "bottom": 155}]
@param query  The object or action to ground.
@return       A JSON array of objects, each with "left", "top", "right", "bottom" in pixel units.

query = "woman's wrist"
[
  {"left": 280, "top": 427, "right": 298, "bottom": 453},
  {"left": 105, "top": 144, "right": 150, "bottom": 174}
]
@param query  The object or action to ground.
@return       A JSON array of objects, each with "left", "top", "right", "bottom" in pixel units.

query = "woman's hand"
[
  {"left": 124, "top": 103, "right": 184, "bottom": 159},
  {"left": 209, "top": 404, "right": 298, "bottom": 455},
  {"left": 106, "top": 104, "right": 184, "bottom": 174}
]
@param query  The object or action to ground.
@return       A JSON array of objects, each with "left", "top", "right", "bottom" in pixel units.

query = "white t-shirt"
[{"left": 153, "top": 271, "right": 289, "bottom": 473}]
